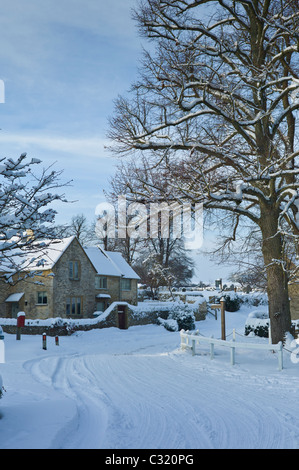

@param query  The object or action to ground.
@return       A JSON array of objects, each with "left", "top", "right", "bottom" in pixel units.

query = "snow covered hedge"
[
  {"left": 156, "top": 303, "right": 196, "bottom": 331},
  {"left": 216, "top": 292, "right": 268, "bottom": 312},
  {"left": 245, "top": 311, "right": 270, "bottom": 338},
  {"left": 245, "top": 311, "right": 299, "bottom": 338},
  {"left": 129, "top": 301, "right": 196, "bottom": 331}
]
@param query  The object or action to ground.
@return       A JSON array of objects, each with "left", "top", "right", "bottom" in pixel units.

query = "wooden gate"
[{"left": 118, "top": 305, "right": 127, "bottom": 329}]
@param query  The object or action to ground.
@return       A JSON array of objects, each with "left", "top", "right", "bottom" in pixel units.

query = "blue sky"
[
  {"left": 0, "top": 0, "right": 141, "bottom": 223},
  {"left": 0, "top": 0, "right": 233, "bottom": 282}
]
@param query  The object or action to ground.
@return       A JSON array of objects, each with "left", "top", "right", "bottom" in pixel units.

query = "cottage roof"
[
  {"left": 106, "top": 251, "right": 140, "bottom": 280},
  {"left": 84, "top": 246, "right": 140, "bottom": 280},
  {"left": 25, "top": 236, "right": 76, "bottom": 271},
  {"left": 0, "top": 236, "right": 77, "bottom": 274}
]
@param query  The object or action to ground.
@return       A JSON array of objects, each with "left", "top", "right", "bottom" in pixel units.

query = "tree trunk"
[{"left": 260, "top": 207, "right": 292, "bottom": 344}]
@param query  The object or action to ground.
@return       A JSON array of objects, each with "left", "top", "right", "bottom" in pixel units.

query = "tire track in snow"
[
  {"left": 24, "top": 354, "right": 109, "bottom": 449},
  {"left": 23, "top": 347, "right": 299, "bottom": 449}
]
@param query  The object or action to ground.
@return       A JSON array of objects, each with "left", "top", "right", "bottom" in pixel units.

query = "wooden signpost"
[{"left": 210, "top": 297, "right": 226, "bottom": 340}]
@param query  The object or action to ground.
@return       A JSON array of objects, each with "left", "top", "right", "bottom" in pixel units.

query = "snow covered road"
[{"left": 1, "top": 309, "right": 299, "bottom": 449}]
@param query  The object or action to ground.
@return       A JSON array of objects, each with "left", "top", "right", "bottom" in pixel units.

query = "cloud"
[{"left": 0, "top": 132, "right": 111, "bottom": 159}]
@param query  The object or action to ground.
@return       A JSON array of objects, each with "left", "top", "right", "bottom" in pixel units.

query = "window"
[
  {"left": 121, "top": 278, "right": 131, "bottom": 291},
  {"left": 96, "top": 301, "right": 105, "bottom": 312},
  {"left": 37, "top": 291, "right": 48, "bottom": 305},
  {"left": 69, "top": 261, "right": 80, "bottom": 280},
  {"left": 66, "top": 297, "right": 82, "bottom": 316},
  {"left": 95, "top": 276, "right": 107, "bottom": 289}
]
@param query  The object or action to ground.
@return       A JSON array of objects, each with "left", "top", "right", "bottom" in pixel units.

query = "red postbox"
[{"left": 17, "top": 312, "right": 25, "bottom": 328}]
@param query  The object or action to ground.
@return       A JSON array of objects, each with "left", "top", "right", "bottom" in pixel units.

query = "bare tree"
[
  {"left": 103, "top": 159, "right": 195, "bottom": 278},
  {"left": 109, "top": 0, "right": 299, "bottom": 343},
  {"left": 63, "top": 213, "right": 97, "bottom": 246}
]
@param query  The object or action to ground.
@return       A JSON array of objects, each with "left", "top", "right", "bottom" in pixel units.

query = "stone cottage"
[
  {"left": 84, "top": 246, "right": 140, "bottom": 311},
  {"left": 0, "top": 236, "right": 140, "bottom": 320}
]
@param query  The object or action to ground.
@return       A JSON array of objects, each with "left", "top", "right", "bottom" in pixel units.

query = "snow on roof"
[
  {"left": 84, "top": 246, "right": 122, "bottom": 277},
  {"left": 84, "top": 246, "right": 140, "bottom": 279},
  {"left": 106, "top": 251, "right": 140, "bottom": 280},
  {"left": 24, "top": 236, "right": 76, "bottom": 271}
]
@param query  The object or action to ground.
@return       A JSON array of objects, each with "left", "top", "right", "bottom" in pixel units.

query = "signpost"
[
  {"left": 220, "top": 297, "right": 226, "bottom": 341},
  {"left": 210, "top": 297, "right": 226, "bottom": 340}
]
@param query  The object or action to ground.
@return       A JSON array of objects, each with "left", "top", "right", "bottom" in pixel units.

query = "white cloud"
[{"left": 0, "top": 132, "right": 111, "bottom": 159}]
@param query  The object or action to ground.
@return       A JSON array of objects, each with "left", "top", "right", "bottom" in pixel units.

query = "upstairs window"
[
  {"left": 95, "top": 276, "right": 107, "bottom": 289},
  {"left": 69, "top": 261, "right": 80, "bottom": 280},
  {"left": 37, "top": 291, "right": 48, "bottom": 305},
  {"left": 121, "top": 278, "right": 131, "bottom": 291}
]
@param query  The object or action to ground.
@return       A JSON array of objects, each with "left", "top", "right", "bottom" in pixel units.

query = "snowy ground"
[{"left": 1, "top": 303, "right": 299, "bottom": 449}]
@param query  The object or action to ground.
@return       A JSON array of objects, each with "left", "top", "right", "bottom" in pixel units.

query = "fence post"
[
  {"left": 180, "top": 330, "right": 185, "bottom": 350},
  {"left": 220, "top": 297, "right": 226, "bottom": 340},
  {"left": 230, "top": 328, "right": 236, "bottom": 366},
  {"left": 210, "top": 336, "right": 214, "bottom": 360},
  {"left": 42, "top": 333, "right": 47, "bottom": 350},
  {"left": 192, "top": 339, "right": 196, "bottom": 356}
]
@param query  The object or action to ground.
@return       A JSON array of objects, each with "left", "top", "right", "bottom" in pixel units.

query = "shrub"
[
  {"left": 156, "top": 317, "right": 178, "bottom": 332},
  {"left": 156, "top": 303, "right": 196, "bottom": 331},
  {"left": 170, "top": 304, "right": 196, "bottom": 331},
  {"left": 244, "top": 311, "right": 269, "bottom": 337},
  {"left": 217, "top": 294, "right": 241, "bottom": 312}
]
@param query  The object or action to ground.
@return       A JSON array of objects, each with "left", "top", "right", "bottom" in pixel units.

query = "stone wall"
[
  {"left": 0, "top": 281, "right": 11, "bottom": 317},
  {"left": 96, "top": 276, "right": 120, "bottom": 305},
  {"left": 52, "top": 238, "right": 97, "bottom": 319},
  {"left": 1, "top": 300, "right": 207, "bottom": 337},
  {"left": 96, "top": 277, "right": 138, "bottom": 307},
  {"left": 121, "top": 279, "right": 138, "bottom": 305},
  {"left": 0, "top": 271, "right": 55, "bottom": 320}
]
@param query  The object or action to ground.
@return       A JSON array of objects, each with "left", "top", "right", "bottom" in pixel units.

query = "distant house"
[{"left": 0, "top": 236, "right": 140, "bottom": 320}]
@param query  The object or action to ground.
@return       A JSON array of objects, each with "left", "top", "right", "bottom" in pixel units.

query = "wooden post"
[
  {"left": 16, "top": 327, "right": 21, "bottom": 341},
  {"left": 220, "top": 297, "right": 226, "bottom": 340},
  {"left": 42, "top": 333, "right": 47, "bottom": 350}
]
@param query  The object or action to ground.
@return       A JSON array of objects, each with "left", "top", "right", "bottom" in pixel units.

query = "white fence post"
[
  {"left": 210, "top": 336, "right": 214, "bottom": 360},
  {"left": 180, "top": 329, "right": 283, "bottom": 370},
  {"left": 230, "top": 328, "right": 236, "bottom": 366},
  {"left": 192, "top": 339, "right": 196, "bottom": 356}
]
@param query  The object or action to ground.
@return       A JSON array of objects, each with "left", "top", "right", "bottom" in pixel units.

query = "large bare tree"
[{"left": 109, "top": 0, "right": 299, "bottom": 343}]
